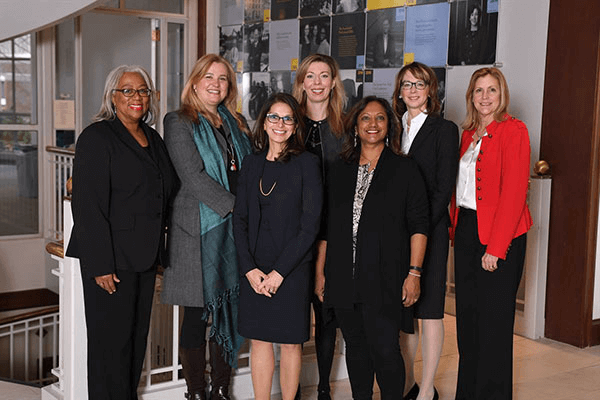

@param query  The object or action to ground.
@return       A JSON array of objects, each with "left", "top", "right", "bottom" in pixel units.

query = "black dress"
[{"left": 234, "top": 152, "right": 323, "bottom": 344}]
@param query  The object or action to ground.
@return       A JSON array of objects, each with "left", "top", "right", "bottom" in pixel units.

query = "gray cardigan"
[{"left": 161, "top": 111, "right": 236, "bottom": 307}]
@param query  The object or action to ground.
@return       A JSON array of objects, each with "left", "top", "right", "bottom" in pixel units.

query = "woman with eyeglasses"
[
  {"left": 292, "top": 53, "right": 346, "bottom": 400},
  {"left": 67, "top": 65, "right": 177, "bottom": 400},
  {"left": 233, "top": 93, "right": 322, "bottom": 400},
  {"left": 392, "top": 62, "right": 459, "bottom": 400},
  {"left": 451, "top": 67, "right": 532, "bottom": 400},
  {"left": 160, "top": 54, "right": 252, "bottom": 400}
]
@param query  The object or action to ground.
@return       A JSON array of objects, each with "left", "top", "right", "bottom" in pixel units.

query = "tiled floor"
[{"left": 288, "top": 315, "right": 600, "bottom": 400}]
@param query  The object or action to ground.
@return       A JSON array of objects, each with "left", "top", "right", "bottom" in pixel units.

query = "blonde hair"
[
  {"left": 463, "top": 67, "right": 510, "bottom": 131},
  {"left": 180, "top": 54, "right": 248, "bottom": 134},
  {"left": 292, "top": 54, "right": 346, "bottom": 137},
  {"left": 94, "top": 65, "right": 158, "bottom": 125}
]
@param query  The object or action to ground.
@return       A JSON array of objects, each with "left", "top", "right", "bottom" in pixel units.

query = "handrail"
[
  {"left": 45, "top": 146, "right": 75, "bottom": 156},
  {"left": 0, "top": 305, "right": 60, "bottom": 326},
  {"left": 46, "top": 240, "right": 64, "bottom": 259}
]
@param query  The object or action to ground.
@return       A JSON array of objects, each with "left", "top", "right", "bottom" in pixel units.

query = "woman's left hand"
[
  {"left": 258, "top": 270, "right": 284, "bottom": 297},
  {"left": 402, "top": 275, "right": 421, "bottom": 307},
  {"left": 481, "top": 252, "right": 499, "bottom": 272}
]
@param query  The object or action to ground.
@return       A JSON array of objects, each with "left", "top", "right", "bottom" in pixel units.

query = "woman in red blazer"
[{"left": 451, "top": 67, "right": 532, "bottom": 400}]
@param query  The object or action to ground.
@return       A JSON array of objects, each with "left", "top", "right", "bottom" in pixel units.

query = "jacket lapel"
[
  {"left": 108, "top": 118, "right": 158, "bottom": 169},
  {"left": 407, "top": 115, "right": 435, "bottom": 155}
]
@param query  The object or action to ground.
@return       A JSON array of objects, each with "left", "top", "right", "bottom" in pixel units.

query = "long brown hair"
[
  {"left": 340, "top": 96, "right": 401, "bottom": 163},
  {"left": 252, "top": 93, "right": 305, "bottom": 163},
  {"left": 463, "top": 67, "right": 510, "bottom": 131},
  {"left": 180, "top": 54, "right": 249, "bottom": 134},
  {"left": 392, "top": 61, "right": 441, "bottom": 118},
  {"left": 292, "top": 54, "right": 346, "bottom": 137}
]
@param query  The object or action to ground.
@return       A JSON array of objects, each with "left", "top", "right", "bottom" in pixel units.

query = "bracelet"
[
  {"left": 409, "top": 266, "right": 423, "bottom": 273},
  {"left": 408, "top": 271, "right": 421, "bottom": 278}
]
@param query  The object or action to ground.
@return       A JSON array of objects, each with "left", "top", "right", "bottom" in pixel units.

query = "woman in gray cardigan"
[{"left": 161, "top": 54, "right": 251, "bottom": 400}]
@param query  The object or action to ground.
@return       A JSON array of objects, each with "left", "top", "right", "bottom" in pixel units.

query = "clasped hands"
[{"left": 246, "top": 268, "right": 283, "bottom": 298}]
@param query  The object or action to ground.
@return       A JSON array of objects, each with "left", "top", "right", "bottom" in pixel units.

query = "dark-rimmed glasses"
[
  {"left": 112, "top": 88, "right": 152, "bottom": 97},
  {"left": 266, "top": 113, "right": 296, "bottom": 125},
  {"left": 400, "top": 81, "right": 428, "bottom": 91}
]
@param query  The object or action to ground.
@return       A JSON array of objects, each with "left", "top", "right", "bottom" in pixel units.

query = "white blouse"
[
  {"left": 456, "top": 132, "right": 486, "bottom": 210},
  {"left": 401, "top": 111, "right": 427, "bottom": 155}
]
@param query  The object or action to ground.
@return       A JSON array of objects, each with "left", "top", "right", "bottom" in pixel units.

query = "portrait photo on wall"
[
  {"left": 334, "top": 0, "right": 364, "bottom": 14},
  {"left": 220, "top": 25, "right": 243, "bottom": 72},
  {"left": 299, "top": 17, "right": 332, "bottom": 61},
  {"left": 243, "top": 72, "right": 271, "bottom": 122},
  {"left": 432, "top": 67, "right": 447, "bottom": 116},
  {"left": 339, "top": 69, "right": 363, "bottom": 112},
  {"left": 271, "top": 0, "right": 299, "bottom": 20},
  {"left": 447, "top": 0, "right": 498, "bottom": 66},
  {"left": 269, "top": 71, "right": 294, "bottom": 95},
  {"left": 245, "top": 0, "right": 270, "bottom": 24},
  {"left": 331, "top": 12, "right": 366, "bottom": 69},
  {"left": 365, "top": 8, "right": 404, "bottom": 69},
  {"left": 415, "top": 0, "right": 447, "bottom": 4},
  {"left": 244, "top": 23, "right": 269, "bottom": 72},
  {"left": 300, "top": 0, "right": 332, "bottom": 17}
]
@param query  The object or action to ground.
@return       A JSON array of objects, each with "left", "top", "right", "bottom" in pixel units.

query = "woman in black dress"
[{"left": 233, "top": 93, "right": 323, "bottom": 400}]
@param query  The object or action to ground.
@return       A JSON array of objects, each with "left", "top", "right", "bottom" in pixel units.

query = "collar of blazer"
[
  {"left": 406, "top": 114, "right": 438, "bottom": 155},
  {"left": 106, "top": 117, "right": 159, "bottom": 167}
]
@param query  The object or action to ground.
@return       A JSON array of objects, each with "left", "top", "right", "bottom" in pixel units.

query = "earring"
[
  {"left": 385, "top": 135, "right": 389, "bottom": 146},
  {"left": 354, "top": 128, "right": 358, "bottom": 147}
]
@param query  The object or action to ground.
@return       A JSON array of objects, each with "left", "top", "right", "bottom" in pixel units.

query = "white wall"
[{"left": 0, "top": 238, "right": 46, "bottom": 292}]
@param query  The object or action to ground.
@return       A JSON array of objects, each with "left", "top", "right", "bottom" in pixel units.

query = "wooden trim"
[
  {"left": 45, "top": 145, "right": 75, "bottom": 156},
  {"left": 0, "top": 306, "right": 59, "bottom": 326},
  {"left": 197, "top": 0, "right": 206, "bottom": 57},
  {"left": 0, "top": 289, "right": 59, "bottom": 312}
]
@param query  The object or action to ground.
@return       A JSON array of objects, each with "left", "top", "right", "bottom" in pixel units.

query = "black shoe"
[
  {"left": 317, "top": 389, "right": 331, "bottom": 400},
  {"left": 294, "top": 384, "right": 302, "bottom": 400},
  {"left": 403, "top": 383, "right": 419, "bottom": 400},
  {"left": 432, "top": 387, "right": 439, "bottom": 400},
  {"left": 185, "top": 391, "right": 207, "bottom": 400},
  {"left": 210, "top": 386, "right": 230, "bottom": 400}
]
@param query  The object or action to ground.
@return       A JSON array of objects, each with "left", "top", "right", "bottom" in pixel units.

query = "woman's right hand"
[
  {"left": 94, "top": 273, "right": 120, "bottom": 294},
  {"left": 246, "top": 268, "right": 268, "bottom": 295},
  {"left": 314, "top": 272, "right": 325, "bottom": 302}
]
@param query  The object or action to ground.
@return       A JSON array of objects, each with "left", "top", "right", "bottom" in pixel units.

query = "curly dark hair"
[
  {"left": 251, "top": 92, "right": 306, "bottom": 163},
  {"left": 340, "top": 96, "right": 402, "bottom": 163}
]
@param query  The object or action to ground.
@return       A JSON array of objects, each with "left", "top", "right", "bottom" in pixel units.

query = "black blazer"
[
  {"left": 233, "top": 151, "right": 323, "bottom": 278},
  {"left": 66, "top": 118, "right": 178, "bottom": 279},
  {"left": 323, "top": 147, "right": 429, "bottom": 326},
  {"left": 404, "top": 115, "right": 459, "bottom": 229}
]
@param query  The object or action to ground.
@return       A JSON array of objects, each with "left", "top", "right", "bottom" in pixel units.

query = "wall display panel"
[
  {"left": 269, "top": 20, "right": 300, "bottom": 70},
  {"left": 331, "top": 12, "right": 366, "bottom": 69},
  {"left": 362, "top": 68, "right": 397, "bottom": 102},
  {"left": 334, "top": 0, "right": 365, "bottom": 14},
  {"left": 300, "top": 0, "right": 332, "bottom": 17},
  {"left": 272, "top": 0, "right": 299, "bottom": 20},
  {"left": 220, "top": 25, "right": 244, "bottom": 73},
  {"left": 432, "top": 67, "right": 446, "bottom": 116},
  {"left": 447, "top": 0, "right": 498, "bottom": 66},
  {"left": 269, "top": 70, "right": 295, "bottom": 94},
  {"left": 245, "top": 0, "right": 270, "bottom": 23},
  {"left": 405, "top": 2, "right": 449, "bottom": 67},
  {"left": 222, "top": 0, "right": 244, "bottom": 26},
  {"left": 243, "top": 72, "right": 271, "bottom": 122},
  {"left": 367, "top": 0, "right": 407, "bottom": 10},
  {"left": 339, "top": 69, "right": 364, "bottom": 112},
  {"left": 243, "top": 22, "right": 269, "bottom": 72},
  {"left": 414, "top": 0, "right": 446, "bottom": 4},
  {"left": 365, "top": 7, "right": 405, "bottom": 68},
  {"left": 299, "top": 17, "right": 331, "bottom": 61}
]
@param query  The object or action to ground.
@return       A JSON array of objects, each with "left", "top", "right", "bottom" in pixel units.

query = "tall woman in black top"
[{"left": 292, "top": 53, "right": 346, "bottom": 400}]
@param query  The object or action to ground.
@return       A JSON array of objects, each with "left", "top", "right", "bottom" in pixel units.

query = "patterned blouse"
[{"left": 352, "top": 163, "right": 375, "bottom": 263}]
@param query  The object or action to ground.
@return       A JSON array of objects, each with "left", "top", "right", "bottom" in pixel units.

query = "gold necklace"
[{"left": 259, "top": 178, "right": 277, "bottom": 196}]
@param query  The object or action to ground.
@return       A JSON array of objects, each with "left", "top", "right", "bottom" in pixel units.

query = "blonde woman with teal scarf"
[{"left": 161, "top": 54, "right": 251, "bottom": 400}]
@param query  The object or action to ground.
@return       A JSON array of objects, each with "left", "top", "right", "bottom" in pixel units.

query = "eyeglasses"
[
  {"left": 266, "top": 113, "right": 296, "bottom": 125},
  {"left": 112, "top": 88, "right": 152, "bottom": 97},
  {"left": 400, "top": 81, "right": 428, "bottom": 91}
]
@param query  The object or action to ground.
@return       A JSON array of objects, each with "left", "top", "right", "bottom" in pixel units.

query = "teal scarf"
[{"left": 191, "top": 104, "right": 251, "bottom": 368}]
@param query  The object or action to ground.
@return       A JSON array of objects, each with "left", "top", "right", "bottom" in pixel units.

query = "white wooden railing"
[
  {"left": 42, "top": 199, "right": 347, "bottom": 400},
  {"left": 45, "top": 146, "right": 74, "bottom": 241},
  {"left": 0, "top": 309, "right": 60, "bottom": 386}
]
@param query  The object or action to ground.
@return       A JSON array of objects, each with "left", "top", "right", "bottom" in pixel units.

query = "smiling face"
[
  {"left": 470, "top": 7, "right": 480, "bottom": 27},
  {"left": 112, "top": 72, "right": 149, "bottom": 127},
  {"left": 263, "top": 102, "right": 296, "bottom": 149},
  {"left": 400, "top": 70, "right": 429, "bottom": 113},
  {"left": 192, "top": 62, "right": 229, "bottom": 112},
  {"left": 472, "top": 74, "right": 500, "bottom": 123},
  {"left": 357, "top": 101, "right": 388, "bottom": 147},
  {"left": 302, "top": 61, "right": 335, "bottom": 106}
]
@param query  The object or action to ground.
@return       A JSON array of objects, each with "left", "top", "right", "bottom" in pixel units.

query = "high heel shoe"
[
  {"left": 432, "top": 387, "right": 439, "bottom": 400},
  {"left": 403, "top": 383, "right": 419, "bottom": 400}
]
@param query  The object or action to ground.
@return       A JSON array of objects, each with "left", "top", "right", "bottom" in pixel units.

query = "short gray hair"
[{"left": 94, "top": 65, "right": 159, "bottom": 125}]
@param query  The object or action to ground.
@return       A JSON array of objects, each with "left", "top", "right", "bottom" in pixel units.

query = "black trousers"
[
  {"left": 82, "top": 267, "right": 157, "bottom": 400},
  {"left": 454, "top": 208, "right": 526, "bottom": 400},
  {"left": 312, "top": 295, "right": 338, "bottom": 392},
  {"left": 335, "top": 303, "right": 404, "bottom": 400}
]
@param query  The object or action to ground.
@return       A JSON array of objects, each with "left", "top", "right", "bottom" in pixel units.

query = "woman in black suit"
[
  {"left": 67, "top": 65, "right": 177, "bottom": 400},
  {"left": 233, "top": 93, "right": 322, "bottom": 400},
  {"left": 324, "top": 96, "right": 429, "bottom": 400},
  {"left": 392, "top": 62, "right": 459, "bottom": 400}
]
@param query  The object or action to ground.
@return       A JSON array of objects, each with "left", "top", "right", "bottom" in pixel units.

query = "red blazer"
[{"left": 450, "top": 115, "right": 533, "bottom": 259}]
